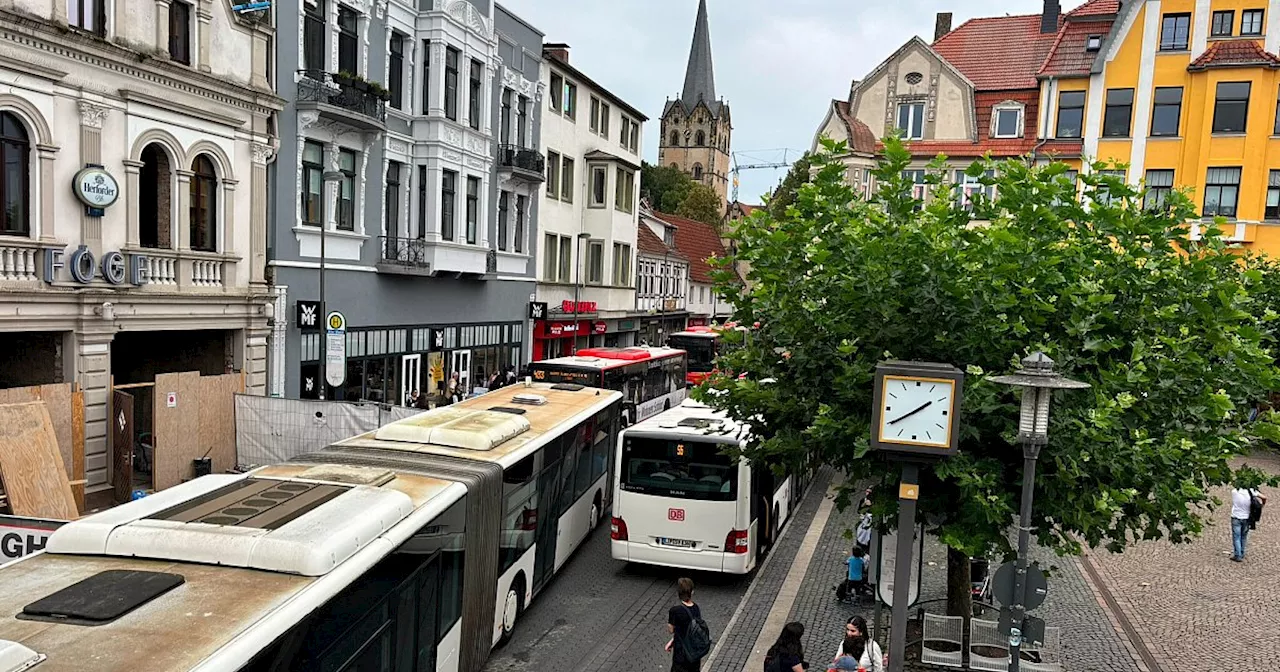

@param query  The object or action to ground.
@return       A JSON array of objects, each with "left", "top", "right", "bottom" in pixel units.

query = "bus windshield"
[
  {"left": 670, "top": 337, "right": 715, "bottom": 373},
  {"left": 620, "top": 436, "right": 737, "bottom": 501}
]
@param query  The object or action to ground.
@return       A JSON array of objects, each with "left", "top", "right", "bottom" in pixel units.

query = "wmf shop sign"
[{"left": 42, "top": 166, "right": 151, "bottom": 286}]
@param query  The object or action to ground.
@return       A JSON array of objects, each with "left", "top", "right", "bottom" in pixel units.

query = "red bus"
[
  {"left": 667, "top": 327, "right": 721, "bottom": 385},
  {"left": 530, "top": 347, "right": 688, "bottom": 426}
]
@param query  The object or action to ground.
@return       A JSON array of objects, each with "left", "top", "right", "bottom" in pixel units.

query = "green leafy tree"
[
  {"left": 765, "top": 152, "right": 813, "bottom": 220},
  {"left": 676, "top": 183, "right": 725, "bottom": 229},
  {"left": 704, "top": 136, "right": 1280, "bottom": 617},
  {"left": 641, "top": 162, "right": 694, "bottom": 213}
]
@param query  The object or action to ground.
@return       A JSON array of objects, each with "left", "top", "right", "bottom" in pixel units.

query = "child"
[{"left": 836, "top": 547, "right": 869, "bottom": 601}]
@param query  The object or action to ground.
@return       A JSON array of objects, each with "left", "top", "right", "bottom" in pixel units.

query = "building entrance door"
[
  {"left": 400, "top": 354, "right": 421, "bottom": 407},
  {"left": 111, "top": 389, "right": 134, "bottom": 504},
  {"left": 451, "top": 349, "right": 472, "bottom": 398}
]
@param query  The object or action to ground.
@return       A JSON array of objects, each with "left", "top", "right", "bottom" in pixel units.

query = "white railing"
[
  {"left": 0, "top": 243, "right": 40, "bottom": 282},
  {"left": 145, "top": 254, "right": 178, "bottom": 286},
  {"left": 191, "top": 259, "right": 223, "bottom": 287}
]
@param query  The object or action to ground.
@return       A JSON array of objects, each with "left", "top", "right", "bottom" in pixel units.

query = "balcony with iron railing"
[
  {"left": 377, "top": 234, "right": 491, "bottom": 278},
  {"left": 296, "top": 71, "right": 387, "bottom": 132},
  {"left": 498, "top": 144, "right": 546, "bottom": 183}
]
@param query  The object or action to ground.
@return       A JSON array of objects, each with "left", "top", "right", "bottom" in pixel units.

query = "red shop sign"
[
  {"left": 549, "top": 324, "right": 563, "bottom": 336},
  {"left": 562, "top": 300, "right": 598, "bottom": 313},
  {"left": 593, "top": 321, "right": 608, "bottom": 335}
]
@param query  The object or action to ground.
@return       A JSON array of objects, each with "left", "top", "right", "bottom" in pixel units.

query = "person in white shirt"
[
  {"left": 1230, "top": 484, "right": 1266, "bottom": 562},
  {"left": 834, "top": 616, "right": 884, "bottom": 672}
]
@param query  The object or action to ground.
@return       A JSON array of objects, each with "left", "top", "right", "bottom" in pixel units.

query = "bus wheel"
[{"left": 501, "top": 579, "right": 525, "bottom": 639}]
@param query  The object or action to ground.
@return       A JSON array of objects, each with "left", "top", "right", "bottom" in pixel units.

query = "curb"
[{"left": 1075, "top": 553, "right": 1162, "bottom": 672}]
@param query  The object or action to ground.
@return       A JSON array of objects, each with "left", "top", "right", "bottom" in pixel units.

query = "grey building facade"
[{"left": 267, "top": 0, "right": 545, "bottom": 403}]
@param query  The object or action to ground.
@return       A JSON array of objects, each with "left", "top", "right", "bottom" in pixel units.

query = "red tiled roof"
[
  {"left": 933, "top": 14, "right": 1060, "bottom": 90},
  {"left": 1188, "top": 40, "right": 1280, "bottom": 71},
  {"left": 653, "top": 212, "right": 729, "bottom": 284},
  {"left": 1067, "top": 0, "right": 1120, "bottom": 17},
  {"left": 636, "top": 224, "right": 683, "bottom": 258},
  {"left": 1039, "top": 19, "right": 1112, "bottom": 76},
  {"left": 974, "top": 91, "right": 1039, "bottom": 142},
  {"left": 729, "top": 202, "right": 759, "bottom": 216},
  {"left": 835, "top": 100, "right": 878, "bottom": 153}
]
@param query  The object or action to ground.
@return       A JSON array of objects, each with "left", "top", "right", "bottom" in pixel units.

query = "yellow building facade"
[{"left": 1084, "top": 0, "right": 1280, "bottom": 252}]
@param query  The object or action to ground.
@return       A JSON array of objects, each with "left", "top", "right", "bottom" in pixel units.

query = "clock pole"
[{"left": 887, "top": 461, "right": 920, "bottom": 672}]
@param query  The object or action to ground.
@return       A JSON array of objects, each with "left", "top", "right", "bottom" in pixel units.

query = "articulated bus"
[
  {"left": 667, "top": 327, "right": 722, "bottom": 385},
  {"left": 609, "top": 399, "right": 804, "bottom": 574},
  {"left": 0, "top": 383, "right": 620, "bottom": 672},
  {"left": 529, "top": 347, "right": 687, "bottom": 426}
]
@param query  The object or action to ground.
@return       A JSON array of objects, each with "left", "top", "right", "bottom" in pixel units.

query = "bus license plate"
[{"left": 658, "top": 537, "right": 696, "bottom": 549}]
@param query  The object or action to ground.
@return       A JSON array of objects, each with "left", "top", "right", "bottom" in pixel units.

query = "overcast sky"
[{"left": 498, "top": 0, "right": 1090, "bottom": 203}]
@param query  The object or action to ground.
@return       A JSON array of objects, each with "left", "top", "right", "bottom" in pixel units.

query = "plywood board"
[
  {"left": 36, "top": 383, "right": 74, "bottom": 476},
  {"left": 152, "top": 371, "right": 201, "bottom": 491},
  {"left": 197, "top": 372, "right": 244, "bottom": 477},
  {"left": 71, "top": 388, "right": 85, "bottom": 513},
  {"left": 0, "top": 402, "right": 79, "bottom": 519}
]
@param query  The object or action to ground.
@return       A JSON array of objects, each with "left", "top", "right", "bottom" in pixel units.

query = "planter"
[
  {"left": 353, "top": 79, "right": 370, "bottom": 92},
  {"left": 377, "top": 90, "right": 392, "bottom": 102},
  {"left": 331, "top": 73, "right": 353, "bottom": 87}
]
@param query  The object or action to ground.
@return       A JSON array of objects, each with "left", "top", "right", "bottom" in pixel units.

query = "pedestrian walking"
[
  {"left": 834, "top": 616, "right": 883, "bottom": 672},
  {"left": 447, "top": 371, "right": 460, "bottom": 405},
  {"left": 1231, "top": 480, "right": 1268, "bottom": 562},
  {"left": 665, "top": 577, "right": 711, "bottom": 672},
  {"left": 763, "top": 621, "right": 806, "bottom": 672}
]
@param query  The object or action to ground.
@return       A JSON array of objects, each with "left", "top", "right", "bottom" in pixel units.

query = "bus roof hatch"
[{"left": 375, "top": 408, "right": 531, "bottom": 451}]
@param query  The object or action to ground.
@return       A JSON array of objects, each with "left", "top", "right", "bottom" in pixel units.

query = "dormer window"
[
  {"left": 992, "top": 103, "right": 1024, "bottom": 139},
  {"left": 1086, "top": 35, "right": 1102, "bottom": 52}
]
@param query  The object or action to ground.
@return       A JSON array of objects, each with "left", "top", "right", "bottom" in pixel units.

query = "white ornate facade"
[{"left": 0, "top": 0, "right": 281, "bottom": 495}]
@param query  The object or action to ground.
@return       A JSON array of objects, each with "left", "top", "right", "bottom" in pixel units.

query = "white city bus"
[
  {"left": 530, "top": 347, "right": 688, "bottom": 426},
  {"left": 609, "top": 399, "right": 804, "bottom": 574},
  {"left": 0, "top": 382, "right": 620, "bottom": 672}
]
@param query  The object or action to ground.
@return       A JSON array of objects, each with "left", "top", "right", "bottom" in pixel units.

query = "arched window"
[
  {"left": 140, "top": 144, "right": 173, "bottom": 249},
  {"left": 189, "top": 154, "right": 218, "bottom": 252},
  {"left": 695, "top": 130, "right": 705, "bottom": 146},
  {"left": 669, "top": 163, "right": 679, "bottom": 170},
  {"left": 0, "top": 112, "right": 30, "bottom": 236},
  {"left": 692, "top": 163, "right": 704, "bottom": 180},
  {"left": 669, "top": 130, "right": 680, "bottom": 147}
]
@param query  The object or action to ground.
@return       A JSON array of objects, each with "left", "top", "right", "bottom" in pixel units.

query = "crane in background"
[{"left": 731, "top": 149, "right": 800, "bottom": 202}]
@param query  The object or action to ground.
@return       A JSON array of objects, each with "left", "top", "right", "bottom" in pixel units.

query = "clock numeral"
[{"left": 936, "top": 423, "right": 945, "bottom": 429}]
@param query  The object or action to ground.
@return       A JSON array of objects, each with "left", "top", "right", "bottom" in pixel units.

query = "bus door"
[
  {"left": 532, "top": 437, "right": 565, "bottom": 591},
  {"left": 750, "top": 464, "right": 778, "bottom": 550}
]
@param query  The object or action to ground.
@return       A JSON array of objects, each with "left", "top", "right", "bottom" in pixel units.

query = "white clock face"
[{"left": 879, "top": 376, "right": 955, "bottom": 447}]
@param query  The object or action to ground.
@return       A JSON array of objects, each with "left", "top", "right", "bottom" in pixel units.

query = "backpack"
[
  {"left": 1250, "top": 493, "right": 1265, "bottom": 525},
  {"left": 679, "top": 605, "right": 712, "bottom": 662}
]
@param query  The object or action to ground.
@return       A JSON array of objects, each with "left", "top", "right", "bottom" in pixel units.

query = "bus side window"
[
  {"left": 590, "top": 409, "right": 612, "bottom": 481},
  {"left": 573, "top": 421, "right": 594, "bottom": 500}
]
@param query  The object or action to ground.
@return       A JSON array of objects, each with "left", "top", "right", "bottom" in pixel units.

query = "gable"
[{"left": 848, "top": 37, "right": 976, "bottom": 142}]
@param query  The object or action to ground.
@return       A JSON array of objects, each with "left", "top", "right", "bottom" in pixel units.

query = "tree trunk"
[{"left": 946, "top": 546, "right": 972, "bottom": 619}]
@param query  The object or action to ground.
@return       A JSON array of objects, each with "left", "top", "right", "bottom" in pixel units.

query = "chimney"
[
  {"left": 1041, "top": 0, "right": 1061, "bottom": 34},
  {"left": 544, "top": 42, "right": 570, "bottom": 63},
  {"left": 934, "top": 12, "right": 953, "bottom": 42}
]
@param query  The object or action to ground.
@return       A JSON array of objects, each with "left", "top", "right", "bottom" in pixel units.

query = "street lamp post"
[
  {"left": 318, "top": 169, "right": 343, "bottom": 400},
  {"left": 989, "top": 353, "right": 1089, "bottom": 672},
  {"left": 573, "top": 231, "right": 591, "bottom": 354}
]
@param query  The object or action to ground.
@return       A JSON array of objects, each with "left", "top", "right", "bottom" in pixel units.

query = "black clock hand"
[{"left": 888, "top": 400, "right": 932, "bottom": 425}]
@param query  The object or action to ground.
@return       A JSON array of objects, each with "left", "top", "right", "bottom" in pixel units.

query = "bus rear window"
[
  {"left": 620, "top": 437, "right": 736, "bottom": 501},
  {"left": 670, "top": 337, "right": 715, "bottom": 373}
]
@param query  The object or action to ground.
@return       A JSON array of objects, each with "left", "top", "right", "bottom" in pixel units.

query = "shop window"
[{"left": 189, "top": 154, "right": 218, "bottom": 252}]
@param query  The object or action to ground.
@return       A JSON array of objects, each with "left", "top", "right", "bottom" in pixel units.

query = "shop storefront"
[{"left": 639, "top": 314, "right": 690, "bottom": 347}]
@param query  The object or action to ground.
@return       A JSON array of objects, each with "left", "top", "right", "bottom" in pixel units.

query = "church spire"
[{"left": 681, "top": 0, "right": 717, "bottom": 107}]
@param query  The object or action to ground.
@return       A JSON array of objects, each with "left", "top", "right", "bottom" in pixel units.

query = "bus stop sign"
[{"left": 992, "top": 561, "right": 1048, "bottom": 611}]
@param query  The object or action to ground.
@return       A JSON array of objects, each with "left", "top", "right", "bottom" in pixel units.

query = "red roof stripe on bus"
[{"left": 576, "top": 347, "right": 684, "bottom": 362}]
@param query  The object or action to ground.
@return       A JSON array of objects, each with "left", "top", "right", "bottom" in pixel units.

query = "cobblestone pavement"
[{"left": 1086, "top": 452, "right": 1280, "bottom": 672}]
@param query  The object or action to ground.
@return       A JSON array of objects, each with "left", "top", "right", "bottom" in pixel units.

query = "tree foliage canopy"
[
  {"left": 766, "top": 152, "right": 813, "bottom": 221},
  {"left": 703, "top": 136, "right": 1280, "bottom": 561},
  {"left": 677, "top": 183, "right": 726, "bottom": 229},
  {"left": 641, "top": 162, "right": 694, "bottom": 213}
]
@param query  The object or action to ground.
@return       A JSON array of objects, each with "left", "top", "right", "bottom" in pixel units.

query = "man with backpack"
[
  {"left": 666, "top": 577, "right": 712, "bottom": 671},
  {"left": 1230, "top": 480, "right": 1267, "bottom": 562}
]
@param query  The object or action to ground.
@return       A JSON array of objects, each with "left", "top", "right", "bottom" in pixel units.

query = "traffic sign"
[
  {"left": 992, "top": 561, "right": 1048, "bottom": 611},
  {"left": 325, "top": 311, "right": 347, "bottom": 388}
]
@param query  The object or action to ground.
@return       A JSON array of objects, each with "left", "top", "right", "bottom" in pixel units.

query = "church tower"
[{"left": 659, "top": 0, "right": 732, "bottom": 203}]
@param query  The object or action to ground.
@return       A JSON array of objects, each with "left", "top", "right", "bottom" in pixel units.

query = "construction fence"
[{"left": 234, "top": 395, "right": 422, "bottom": 468}]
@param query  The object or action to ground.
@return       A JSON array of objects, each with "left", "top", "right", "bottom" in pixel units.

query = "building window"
[
  {"left": 549, "top": 72, "right": 563, "bottom": 112},
  {"left": 622, "top": 117, "right": 639, "bottom": 152},
  {"left": 389, "top": 33, "right": 405, "bottom": 110},
  {"left": 955, "top": 170, "right": 995, "bottom": 211},
  {"left": 692, "top": 163, "right": 704, "bottom": 180},
  {"left": 468, "top": 59, "right": 482, "bottom": 130},
  {"left": 0, "top": 112, "right": 30, "bottom": 236},
  {"left": 563, "top": 81, "right": 577, "bottom": 119},
  {"left": 590, "top": 96, "right": 601, "bottom": 133},
  {"left": 189, "top": 155, "right": 218, "bottom": 252},
  {"left": 500, "top": 89, "right": 512, "bottom": 145},
  {"left": 897, "top": 102, "right": 925, "bottom": 140},
  {"left": 559, "top": 235, "right": 572, "bottom": 282},
  {"left": 1086, "top": 34, "right": 1102, "bottom": 51},
  {"left": 517, "top": 96, "right": 529, "bottom": 146},
  {"left": 421, "top": 39, "right": 431, "bottom": 114},
  {"left": 1143, "top": 169, "right": 1174, "bottom": 211},
  {"left": 1094, "top": 169, "right": 1126, "bottom": 206},
  {"left": 992, "top": 106, "right": 1022, "bottom": 138},
  {"left": 465, "top": 176, "right": 479, "bottom": 244},
  {"left": 169, "top": 1, "right": 192, "bottom": 65},
  {"left": 302, "top": 141, "right": 323, "bottom": 227},
  {"left": 546, "top": 150, "right": 560, "bottom": 199},
  {"left": 441, "top": 170, "right": 457, "bottom": 241},
  {"left": 385, "top": 161, "right": 401, "bottom": 237},
  {"left": 1266, "top": 170, "right": 1280, "bottom": 220},
  {"left": 615, "top": 167, "right": 635, "bottom": 213},
  {"left": 444, "top": 47, "right": 459, "bottom": 121},
  {"left": 1160, "top": 13, "right": 1191, "bottom": 50},
  {"left": 669, "top": 129, "right": 680, "bottom": 147},
  {"left": 586, "top": 240, "right": 604, "bottom": 284},
  {"left": 497, "top": 190, "right": 509, "bottom": 251},
  {"left": 613, "top": 243, "right": 631, "bottom": 286},
  {"left": 303, "top": 0, "right": 325, "bottom": 73},
  {"left": 1203, "top": 167, "right": 1242, "bottom": 218},
  {"left": 1243, "top": 9, "right": 1265, "bottom": 36},
  {"left": 514, "top": 195, "right": 526, "bottom": 253},
  {"left": 561, "top": 156, "right": 575, "bottom": 203},
  {"left": 1103, "top": 88, "right": 1134, "bottom": 137},
  {"left": 337, "top": 6, "right": 358, "bottom": 75},
  {"left": 1151, "top": 87, "right": 1183, "bottom": 136},
  {"left": 139, "top": 144, "right": 172, "bottom": 248},
  {"left": 695, "top": 130, "right": 706, "bottom": 146},
  {"left": 543, "top": 233, "right": 557, "bottom": 281},
  {"left": 600, "top": 103, "right": 611, "bottom": 138},
  {"left": 1056, "top": 91, "right": 1086, "bottom": 138},
  {"left": 337, "top": 149, "right": 356, "bottom": 232},
  {"left": 68, "top": 0, "right": 103, "bottom": 35},
  {"left": 417, "top": 165, "right": 427, "bottom": 238},
  {"left": 1212, "top": 10, "right": 1235, "bottom": 37},
  {"left": 1213, "top": 82, "right": 1251, "bottom": 133},
  {"left": 589, "top": 165, "right": 607, "bottom": 207}
]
